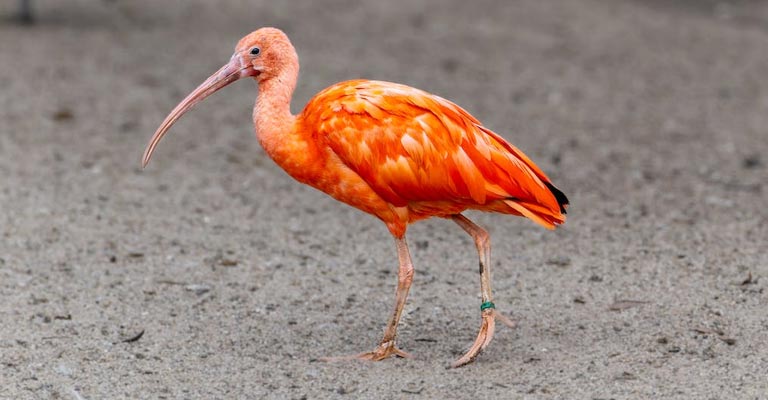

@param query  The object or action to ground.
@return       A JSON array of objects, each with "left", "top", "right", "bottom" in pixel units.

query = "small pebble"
[{"left": 185, "top": 284, "right": 212, "bottom": 295}]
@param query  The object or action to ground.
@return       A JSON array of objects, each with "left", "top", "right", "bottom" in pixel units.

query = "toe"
[
  {"left": 493, "top": 310, "right": 517, "bottom": 329},
  {"left": 318, "top": 343, "right": 412, "bottom": 363}
]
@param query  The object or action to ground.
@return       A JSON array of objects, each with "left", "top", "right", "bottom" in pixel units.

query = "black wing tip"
[{"left": 544, "top": 182, "right": 569, "bottom": 214}]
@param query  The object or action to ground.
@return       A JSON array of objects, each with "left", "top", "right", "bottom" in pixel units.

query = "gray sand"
[{"left": 1, "top": 1, "right": 766, "bottom": 399}]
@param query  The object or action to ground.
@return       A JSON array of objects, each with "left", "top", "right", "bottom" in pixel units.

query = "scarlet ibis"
[{"left": 143, "top": 27, "right": 568, "bottom": 367}]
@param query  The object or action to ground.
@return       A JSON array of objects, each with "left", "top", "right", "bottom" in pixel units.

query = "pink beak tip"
[{"left": 141, "top": 152, "right": 151, "bottom": 168}]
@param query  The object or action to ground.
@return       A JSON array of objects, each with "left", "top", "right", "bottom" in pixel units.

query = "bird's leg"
[
  {"left": 362, "top": 236, "right": 415, "bottom": 359},
  {"left": 319, "top": 236, "right": 413, "bottom": 362},
  {"left": 450, "top": 214, "right": 516, "bottom": 368}
]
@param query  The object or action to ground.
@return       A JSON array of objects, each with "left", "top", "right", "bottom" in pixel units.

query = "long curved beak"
[{"left": 142, "top": 54, "right": 255, "bottom": 168}]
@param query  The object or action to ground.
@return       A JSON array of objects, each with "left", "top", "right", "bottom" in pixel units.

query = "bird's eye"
[{"left": 250, "top": 47, "right": 261, "bottom": 55}]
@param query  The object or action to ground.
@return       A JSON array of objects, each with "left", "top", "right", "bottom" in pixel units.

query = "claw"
[
  {"left": 451, "top": 309, "right": 516, "bottom": 368},
  {"left": 318, "top": 341, "right": 413, "bottom": 363}
]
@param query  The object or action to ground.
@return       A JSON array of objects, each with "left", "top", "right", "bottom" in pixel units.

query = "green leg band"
[{"left": 480, "top": 301, "right": 495, "bottom": 311}]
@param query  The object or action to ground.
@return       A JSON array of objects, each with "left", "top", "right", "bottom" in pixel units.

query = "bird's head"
[
  {"left": 235, "top": 27, "right": 298, "bottom": 83},
  {"left": 142, "top": 27, "right": 297, "bottom": 167}
]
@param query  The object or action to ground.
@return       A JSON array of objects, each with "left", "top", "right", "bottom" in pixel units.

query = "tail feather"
[
  {"left": 544, "top": 182, "right": 569, "bottom": 214},
  {"left": 503, "top": 199, "right": 565, "bottom": 230}
]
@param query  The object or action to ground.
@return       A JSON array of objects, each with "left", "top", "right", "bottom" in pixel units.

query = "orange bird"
[{"left": 143, "top": 28, "right": 568, "bottom": 367}]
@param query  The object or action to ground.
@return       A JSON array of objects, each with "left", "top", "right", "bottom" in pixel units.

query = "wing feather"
[{"left": 301, "top": 80, "right": 565, "bottom": 222}]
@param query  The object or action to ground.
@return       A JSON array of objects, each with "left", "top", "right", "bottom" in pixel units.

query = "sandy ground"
[{"left": 1, "top": 0, "right": 767, "bottom": 399}]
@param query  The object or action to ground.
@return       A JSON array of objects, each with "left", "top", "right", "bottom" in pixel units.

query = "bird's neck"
[
  {"left": 253, "top": 62, "right": 317, "bottom": 182},
  {"left": 254, "top": 64, "right": 297, "bottom": 139}
]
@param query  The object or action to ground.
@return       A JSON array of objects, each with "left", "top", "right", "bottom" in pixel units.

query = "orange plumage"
[
  {"left": 298, "top": 80, "right": 566, "bottom": 236},
  {"left": 143, "top": 27, "right": 568, "bottom": 368}
]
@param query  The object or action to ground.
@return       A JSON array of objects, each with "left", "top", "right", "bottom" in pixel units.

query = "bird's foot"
[
  {"left": 317, "top": 340, "right": 413, "bottom": 363},
  {"left": 450, "top": 307, "right": 516, "bottom": 368}
]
